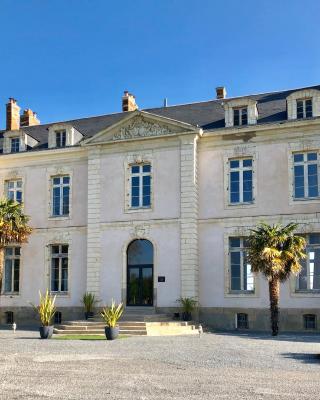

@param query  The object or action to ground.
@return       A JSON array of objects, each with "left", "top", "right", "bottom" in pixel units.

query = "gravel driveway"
[{"left": 0, "top": 329, "right": 319, "bottom": 399}]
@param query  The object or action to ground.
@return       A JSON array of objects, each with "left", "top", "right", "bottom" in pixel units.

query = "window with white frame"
[
  {"left": 51, "top": 176, "right": 70, "bottom": 217},
  {"left": 50, "top": 244, "right": 69, "bottom": 293},
  {"left": 229, "top": 237, "right": 254, "bottom": 292},
  {"left": 130, "top": 164, "right": 151, "bottom": 208},
  {"left": 233, "top": 107, "right": 248, "bottom": 126},
  {"left": 293, "top": 152, "right": 319, "bottom": 199},
  {"left": 297, "top": 234, "right": 320, "bottom": 291},
  {"left": 10, "top": 138, "right": 20, "bottom": 153},
  {"left": 6, "top": 180, "right": 22, "bottom": 203},
  {"left": 229, "top": 158, "right": 253, "bottom": 204},
  {"left": 55, "top": 130, "right": 67, "bottom": 148},
  {"left": 297, "top": 99, "right": 313, "bottom": 119},
  {"left": 4, "top": 247, "right": 20, "bottom": 293}
]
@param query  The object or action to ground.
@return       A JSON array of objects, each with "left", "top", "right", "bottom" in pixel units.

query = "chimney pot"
[
  {"left": 122, "top": 91, "right": 138, "bottom": 112},
  {"left": 6, "top": 98, "right": 20, "bottom": 131},
  {"left": 216, "top": 86, "right": 227, "bottom": 99},
  {"left": 20, "top": 107, "right": 40, "bottom": 127}
]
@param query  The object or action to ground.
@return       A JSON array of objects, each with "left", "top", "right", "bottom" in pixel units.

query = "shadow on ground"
[
  {"left": 281, "top": 353, "right": 320, "bottom": 364},
  {"left": 210, "top": 330, "right": 320, "bottom": 343}
]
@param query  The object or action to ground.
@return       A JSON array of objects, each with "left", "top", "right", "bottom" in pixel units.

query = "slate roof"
[{"left": 1, "top": 84, "right": 320, "bottom": 151}]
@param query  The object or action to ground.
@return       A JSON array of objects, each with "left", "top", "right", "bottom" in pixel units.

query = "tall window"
[
  {"left": 10, "top": 138, "right": 20, "bottom": 153},
  {"left": 233, "top": 107, "right": 248, "bottom": 126},
  {"left": 297, "top": 234, "right": 320, "bottom": 291},
  {"left": 4, "top": 247, "right": 20, "bottom": 293},
  {"left": 55, "top": 130, "right": 67, "bottom": 148},
  {"left": 229, "top": 158, "right": 253, "bottom": 204},
  {"left": 52, "top": 176, "right": 70, "bottom": 216},
  {"left": 297, "top": 99, "right": 312, "bottom": 119},
  {"left": 130, "top": 164, "right": 151, "bottom": 208},
  {"left": 229, "top": 238, "right": 254, "bottom": 292},
  {"left": 293, "top": 152, "right": 319, "bottom": 199},
  {"left": 50, "top": 244, "right": 68, "bottom": 292},
  {"left": 6, "top": 180, "right": 22, "bottom": 203}
]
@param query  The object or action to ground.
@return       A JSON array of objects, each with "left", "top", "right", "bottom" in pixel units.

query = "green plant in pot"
[
  {"left": 101, "top": 300, "right": 124, "bottom": 340},
  {"left": 82, "top": 292, "right": 97, "bottom": 320},
  {"left": 178, "top": 297, "right": 197, "bottom": 321},
  {"left": 33, "top": 290, "right": 56, "bottom": 339}
]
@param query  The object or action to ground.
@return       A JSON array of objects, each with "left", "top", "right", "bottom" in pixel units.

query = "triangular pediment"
[{"left": 83, "top": 111, "right": 200, "bottom": 145}]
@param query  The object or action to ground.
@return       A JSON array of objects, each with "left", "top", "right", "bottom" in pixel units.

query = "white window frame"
[
  {"left": 228, "top": 157, "right": 253, "bottom": 204},
  {"left": 129, "top": 163, "right": 152, "bottom": 209},
  {"left": 6, "top": 179, "right": 23, "bottom": 203},
  {"left": 10, "top": 138, "right": 20, "bottom": 153},
  {"left": 55, "top": 130, "right": 67, "bottom": 148},
  {"left": 50, "top": 244, "right": 69, "bottom": 293},
  {"left": 3, "top": 246, "right": 20, "bottom": 294},
  {"left": 296, "top": 234, "right": 320, "bottom": 292},
  {"left": 293, "top": 151, "right": 319, "bottom": 200},
  {"left": 296, "top": 98, "right": 313, "bottom": 119},
  {"left": 51, "top": 175, "right": 70, "bottom": 217},
  {"left": 233, "top": 107, "right": 248, "bottom": 126},
  {"left": 229, "top": 237, "right": 254, "bottom": 293}
]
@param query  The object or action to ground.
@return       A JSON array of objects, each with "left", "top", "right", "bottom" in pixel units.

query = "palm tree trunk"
[
  {"left": 0, "top": 247, "right": 4, "bottom": 293},
  {"left": 269, "top": 278, "right": 280, "bottom": 336}
]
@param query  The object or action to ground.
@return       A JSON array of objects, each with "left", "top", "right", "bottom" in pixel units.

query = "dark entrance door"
[{"left": 127, "top": 239, "right": 153, "bottom": 306}]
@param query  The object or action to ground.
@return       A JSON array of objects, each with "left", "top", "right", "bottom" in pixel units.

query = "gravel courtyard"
[{"left": 0, "top": 329, "right": 319, "bottom": 399}]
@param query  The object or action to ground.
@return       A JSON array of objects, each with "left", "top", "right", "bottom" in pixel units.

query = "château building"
[{"left": 0, "top": 85, "right": 320, "bottom": 331}]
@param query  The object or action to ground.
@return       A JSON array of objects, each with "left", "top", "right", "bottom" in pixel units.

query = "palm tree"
[
  {"left": 247, "top": 222, "right": 306, "bottom": 336},
  {"left": 0, "top": 199, "right": 32, "bottom": 290}
]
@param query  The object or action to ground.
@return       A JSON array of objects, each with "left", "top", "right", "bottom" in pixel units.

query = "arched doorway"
[{"left": 127, "top": 239, "right": 153, "bottom": 306}]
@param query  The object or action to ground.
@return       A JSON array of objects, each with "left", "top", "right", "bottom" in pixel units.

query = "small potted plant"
[
  {"left": 178, "top": 297, "right": 197, "bottom": 321},
  {"left": 33, "top": 290, "right": 56, "bottom": 339},
  {"left": 82, "top": 292, "right": 97, "bottom": 320},
  {"left": 101, "top": 300, "right": 124, "bottom": 340}
]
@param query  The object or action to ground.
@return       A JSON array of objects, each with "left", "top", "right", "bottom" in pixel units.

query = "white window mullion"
[{"left": 240, "top": 240, "right": 244, "bottom": 290}]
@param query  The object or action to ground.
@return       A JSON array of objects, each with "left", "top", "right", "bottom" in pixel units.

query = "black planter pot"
[
  {"left": 39, "top": 325, "right": 54, "bottom": 339},
  {"left": 84, "top": 311, "right": 94, "bottom": 320},
  {"left": 182, "top": 312, "right": 192, "bottom": 321},
  {"left": 105, "top": 326, "right": 119, "bottom": 340}
]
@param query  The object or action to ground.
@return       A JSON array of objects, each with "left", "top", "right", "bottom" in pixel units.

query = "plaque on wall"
[{"left": 158, "top": 276, "right": 165, "bottom": 282}]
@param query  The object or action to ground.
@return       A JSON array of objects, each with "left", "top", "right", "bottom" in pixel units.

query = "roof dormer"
[
  {"left": 286, "top": 88, "right": 320, "bottom": 120},
  {"left": 223, "top": 98, "right": 258, "bottom": 128},
  {"left": 3, "top": 130, "right": 38, "bottom": 154},
  {"left": 48, "top": 124, "right": 83, "bottom": 149}
]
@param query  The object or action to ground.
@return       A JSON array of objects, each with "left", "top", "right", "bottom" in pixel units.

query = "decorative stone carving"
[
  {"left": 113, "top": 116, "right": 173, "bottom": 141},
  {"left": 130, "top": 224, "right": 150, "bottom": 238}
]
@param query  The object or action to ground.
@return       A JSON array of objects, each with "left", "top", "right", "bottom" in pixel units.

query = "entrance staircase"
[{"left": 53, "top": 307, "right": 198, "bottom": 336}]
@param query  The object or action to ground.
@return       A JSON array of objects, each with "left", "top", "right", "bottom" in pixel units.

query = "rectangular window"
[
  {"left": 50, "top": 244, "right": 69, "bottom": 293},
  {"left": 233, "top": 107, "right": 248, "bottom": 126},
  {"left": 297, "top": 234, "right": 320, "bottom": 291},
  {"left": 236, "top": 313, "right": 249, "bottom": 329},
  {"left": 4, "top": 247, "right": 20, "bottom": 293},
  {"left": 10, "top": 138, "right": 20, "bottom": 153},
  {"left": 51, "top": 176, "right": 70, "bottom": 216},
  {"left": 55, "top": 130, "right": 67, "bottom": 148},
  {"left": 297, "top": 99, "right": 313, "bottom": 119},
  {"left": 229, "top": 237, "right": 254, "bottom": 292},
  {"left": 304, "top": 314, "right": 316, "bottom": 330},
  {"left": 293, "top": 152, "right": 319, "bottom": 199},
  {"left": 130, "top": 164, "right": 151, "bottom": 208},
  {"left": 6, "top": 180, "right": 22, "bottom": 203},
  {"left": 229, "top": 158, "right": 253, "bottom": 204}
]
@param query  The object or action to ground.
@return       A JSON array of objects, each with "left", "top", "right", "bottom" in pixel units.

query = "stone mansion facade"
[{"left": 0, "top": 85, "right": 320, "bottom": 331}]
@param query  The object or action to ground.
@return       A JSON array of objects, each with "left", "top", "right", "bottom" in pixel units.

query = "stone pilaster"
[
  {"left": 86, "top": 147, "right": 101, "bottom": 297},
  {"left": 180, "top": 134, "right": 199, "bottom": 300}
]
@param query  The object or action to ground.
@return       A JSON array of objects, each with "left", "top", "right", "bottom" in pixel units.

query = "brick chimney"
[
  {"left": 216, "top": 86, "right": 227, "bottom": 99},
  {"left": 20, "top": 108, "right": 40, "bottom": 127},
  {"left": 6, "top": 98, "right": 21, "bottom": 130},
  {"left": 122, "top": 91, "right": 138, "bottom": 112}
]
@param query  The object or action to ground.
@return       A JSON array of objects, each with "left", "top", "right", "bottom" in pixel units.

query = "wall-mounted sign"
[{"left": 158, "top": 276, "right": 165, "bottom": 282}]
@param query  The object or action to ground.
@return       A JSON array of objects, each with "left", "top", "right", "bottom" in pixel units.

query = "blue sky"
[{"left": 0, "top": 0, "right": 319, "bottom": 127}]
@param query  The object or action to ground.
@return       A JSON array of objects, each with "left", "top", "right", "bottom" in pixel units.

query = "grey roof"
[{"left": 2, "top": 84, "right": 320, "bottom": 150}]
